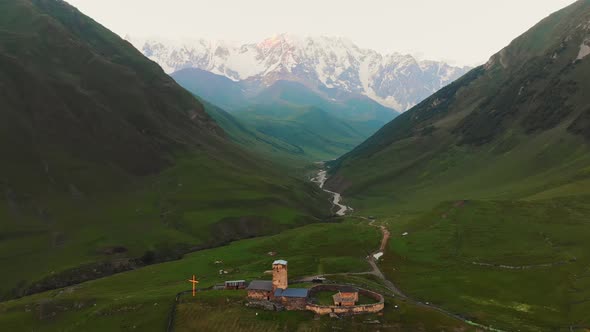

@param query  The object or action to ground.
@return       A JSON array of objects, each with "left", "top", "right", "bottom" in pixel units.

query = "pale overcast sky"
[{"left": 66, "top": 0, "right": 577, "bottom": 66}]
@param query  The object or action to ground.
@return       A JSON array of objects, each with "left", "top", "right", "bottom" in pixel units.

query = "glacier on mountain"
[
  {"left": 127, "top": 34, "right": 471, "bottom": 111},
  {"left": 576, "top": 38, "right": 590, "bottom": 61}
]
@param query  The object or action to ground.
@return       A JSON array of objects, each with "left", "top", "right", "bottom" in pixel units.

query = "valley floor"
[
  {"left": 0, "top": 218, "right": 475, "bottom": 331},
  {"left": 313, "top": 169, "right": 590, "bottom": 331},
  {"left": 372, "top": 197, "right": 590, "bottom": 332},
  {"left": 2, "top": 165, "right": 589, "bottom": 332}
]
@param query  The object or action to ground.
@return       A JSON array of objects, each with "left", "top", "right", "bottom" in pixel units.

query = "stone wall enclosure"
[{"left": 305, "top": 285, "right": 384, "bottom": 316}]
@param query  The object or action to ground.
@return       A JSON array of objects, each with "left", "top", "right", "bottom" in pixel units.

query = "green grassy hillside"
[
  {"left": 327, "top": 0, "right": 590, "bottom": 215},
  {"left": 234, "top": 104, "right": 371, "bottom": 161},
  {"left": 251, "top": 80, "right": 397, "bottom": 125},
  {"left": 0, "top": 0, "right": 329, "bottom": 300},
  {"left": 322, "top": 1, "right": 590, "bottom": 330},
  {"left": 199, "top": 100, "right": 313, "bottom": 168},
  {"left": 0, "top": 222, "right": 472, "bottom": 331},
  {"left": 172, "top": 70, "right": 399, "bottom": 161},
  {"left": 381, "top": 197, "right": 590, "bottom": 331},
  {"left": 172, "top": 68, "right": 248, "bottom": 111}
]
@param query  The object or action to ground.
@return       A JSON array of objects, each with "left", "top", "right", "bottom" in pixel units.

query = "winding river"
[{"left": 311, "top": 169, "right": 352, "bottom": 216}]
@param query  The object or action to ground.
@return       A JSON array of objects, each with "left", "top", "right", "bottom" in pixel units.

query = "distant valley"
[
  {"left": 173, "top": 68, "right": 398, "bottom": 161},
  {"left": 0, "top": 0, "right": 329, "bottom": 302},
  {"left": 128, "top": 34, "right": 471, "bottom": 112},
  {"left": 2, "top": 0, "right": 590, "bottom": 331},
  {"left": 129, "top": 34, "right": 472, "bottom": 162}
]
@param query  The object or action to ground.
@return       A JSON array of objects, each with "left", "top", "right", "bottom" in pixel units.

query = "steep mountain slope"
[
  {"left": 131, "top": 34, "right": 471, "bottom": 111},
  {"left": 239, "top": 81, "right": 398, "bottom": 160},
  {"left": 172, "top": 68, "right": 398, "bottom": 125},
  {"left": 172, "top": 69, "right": 399, "bottom": 160},
  {"left": 327, "top": 0, "right": 590, "bottom": 214},
  {"left": 0, "top": 0, "right": 328, "bottom": 300},
  {"left": 324, "top": 2, "right": 590, "bottom": 330},
  {"left": 250, "top": 80, "right": 396, "bottom": 125},
  {"left": 171, "top": 68, "right": 247, "bottom": 111},
  {"left": 234, "top": 104, "right": 368, "bottom": 161},
  {"left": 198, "top": 99, "right": 313, "bottom": 166}
]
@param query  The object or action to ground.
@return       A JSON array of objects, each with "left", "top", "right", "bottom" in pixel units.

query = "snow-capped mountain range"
[{"left": 127, "top": 34, "right": 471, "bottom": 111}]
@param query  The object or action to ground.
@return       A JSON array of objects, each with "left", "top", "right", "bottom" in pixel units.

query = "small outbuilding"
[
  {"left": 332, "top": 286, "right": 359, "bottom": 307},
  {"left": 274, "top": 288, "right": 309, "bottom": 310},
  {"left": 224, "top": 280, "right": 246, "bottom": 290}
]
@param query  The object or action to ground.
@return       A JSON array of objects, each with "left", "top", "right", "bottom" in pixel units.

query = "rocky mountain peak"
[{"left": 127, "top": 34, "right": 471, "bottom": 111}]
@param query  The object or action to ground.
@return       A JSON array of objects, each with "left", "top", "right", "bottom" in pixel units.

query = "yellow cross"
[{"left": 188, "top": 275, "right": 199, "bottom": 297}]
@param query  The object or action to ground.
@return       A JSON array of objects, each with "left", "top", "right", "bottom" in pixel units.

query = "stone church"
[{"left": 246, "top": 260, "right": 309, "bottom": 310}]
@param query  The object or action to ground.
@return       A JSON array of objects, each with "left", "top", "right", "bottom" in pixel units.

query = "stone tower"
[{"left": 272, "top": 260, "right": 288, "bottom": 290}]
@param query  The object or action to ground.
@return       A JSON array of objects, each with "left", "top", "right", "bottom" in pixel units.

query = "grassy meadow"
[
  {"left": 334, "top": 129, "right": 590, "bottom": 218},
  {"left": 0, "top": 150, "right": 329, "bottom": 300},
  {"left": 0, "top": 221, "right": 473, "bottom": 331},
  {"left": 375, "top": 196, "right": 590, "bottom": 331},
  {"left": 0, "top": 0, "right": 330, "bottom": 305},
  {"left": 173, "top": 288, "right": 474, "bottom": 332},
  {"left": 328, "top": 118, "right": 590, "bottom": 331}
]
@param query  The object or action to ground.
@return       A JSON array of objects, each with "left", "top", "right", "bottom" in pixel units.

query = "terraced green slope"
[{"left": 0, "top": 0, "right": 328, "bottom": 300}]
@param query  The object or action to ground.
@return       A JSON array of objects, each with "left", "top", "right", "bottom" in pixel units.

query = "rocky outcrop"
[{"left": 246, "top": 300, "right": 284, "bottom": 311}]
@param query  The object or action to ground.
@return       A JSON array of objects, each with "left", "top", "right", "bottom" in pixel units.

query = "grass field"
[
  {"left": 326, "top": 118, "right": 590, "bottom": 331},
  {"left": 378, "top": 196, "right": 590, "bottom": 331},
  {"left": 314, "top": 291, "right": 336, "bottom": 306},
  {"left": 0, "top": 0, "right": 333, "bottom": 304},
  {"left": 0, "top": 150, "right": 330, "bottom": 300},
  {"left": 329, "top": 143, "right": 590, "bottom": 332},
  {"left": 332, "top": 128, "right": 590, "bottom": 331},
  {"left": 0, "top": 221, "right": 476, "bottom": 331},
  {"left": 333, "top": 129, "right": 590, "bottom": 218},
  {"left": 200, "top": 99, "right": 313, "bottom": 170},
  {"left": 0, "top": 222, "right": 376, "bottom": 331},
  {"left": 4, "top": 1, "right": 590, "bottom": 331},
  {"left": 173, "top": 288, "right": 474, "bottom": 332},
  {"left": 234, "top": 104, "right": 372, "bottom": 162}
]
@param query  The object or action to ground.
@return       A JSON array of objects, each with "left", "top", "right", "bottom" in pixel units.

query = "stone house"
[
  {"left": 332, "top": 286, "right": 358, "bottom": 306},
  {"left": 274, "top": 288, "right": 309, "bottom": 310},
  {"left": 246, "top": 280, "right": 273, "bottom": 300}
]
